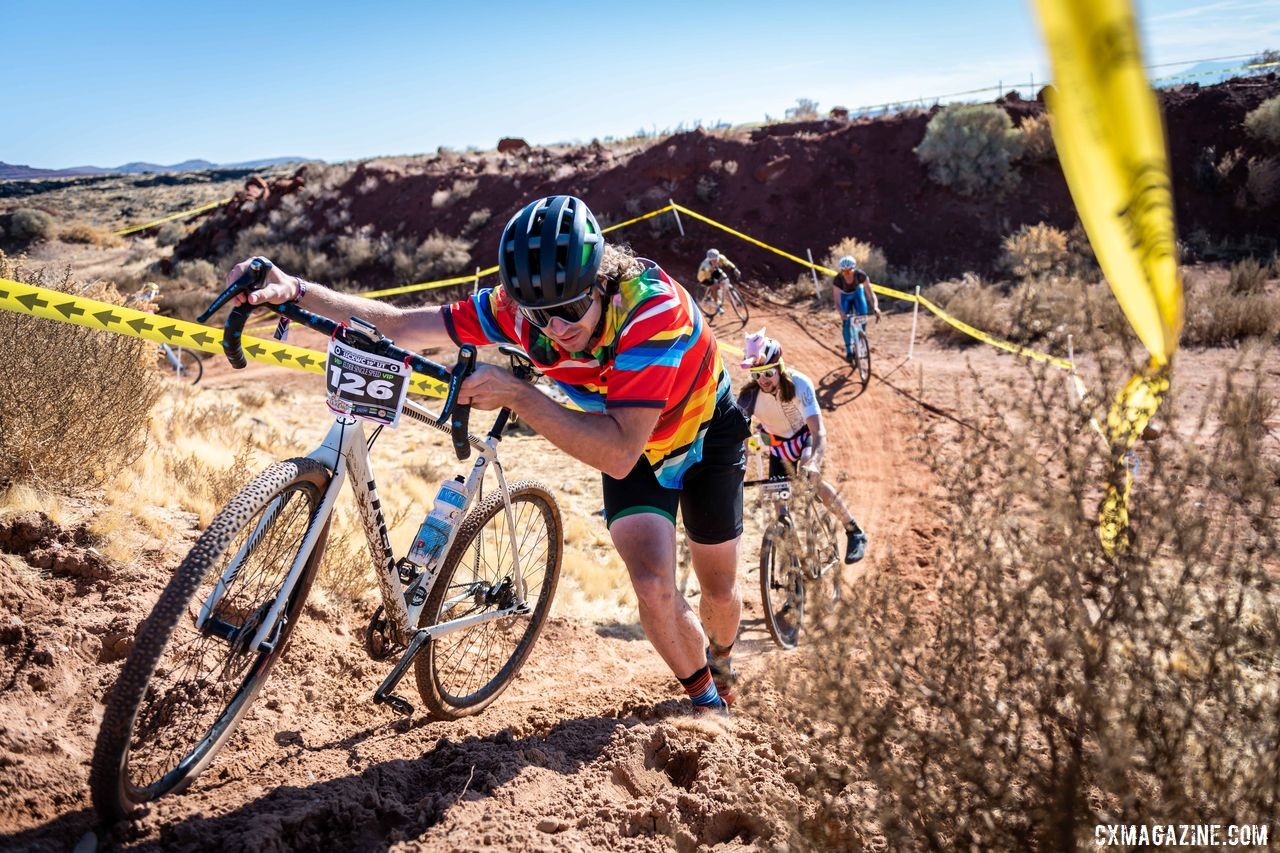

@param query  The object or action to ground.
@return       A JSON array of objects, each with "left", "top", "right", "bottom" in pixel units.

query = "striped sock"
[{"left": 678, "top": 664, "right": 724, "bottom": 710}]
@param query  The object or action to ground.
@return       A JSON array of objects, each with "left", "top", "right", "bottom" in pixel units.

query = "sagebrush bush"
[
  {"left": 0, "top": 253, "right": 164, "bottom": 491},
  {"left": 1245, "top": 156, "right": 1280, "bottom": 207},
  {"left": 1228, "top": 257, "right": 1271, "bottom": 295},
  {"left": 927, "top": 273, "right": 1004, "bottom": 345},
  {"left": 1184, "top": 269, "right": 1280, "bottom": 344},
  {"left": 8, "top": 209, "right": 54, "bottom": 244},
  {"left": 915, "top": 104, "right": 1025, "bottom": 195},
  {"left": 771, "top": 354, "right": 1280, "bottom": 848},
  {"left": 154, "top": 221, "right": 185, "bottom": 247},
  {"left": 821, "top": 236, "right": 887, "bottom": 284},
  {"left": 1243, "top": 95, "right": 1280, "bottom": 147},
  {"left": 1001, "top": 222, "right": 1071, "bottom": 279}
]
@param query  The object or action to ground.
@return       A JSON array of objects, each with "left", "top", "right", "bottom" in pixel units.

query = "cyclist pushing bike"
[
  {"left": 696, "top": 248, "right": 741, "bottom": 318},
  {"left": 231, "top": 195, "right": 749, "bottom": 715},
  {"left": 832, "top": 255, "right": 881, "bottom": 364},
  {"left": 736, "top": 331, "right": 869, "bottom": 564}
]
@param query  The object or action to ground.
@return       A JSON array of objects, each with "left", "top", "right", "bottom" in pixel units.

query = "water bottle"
[{"left": 407, "top": 476, "right": 467, "bottom": 568}]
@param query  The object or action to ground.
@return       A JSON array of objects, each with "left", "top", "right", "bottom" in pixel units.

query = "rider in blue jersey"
[{"left": 831, "top": 256, "right": 881, "bottom": 363}]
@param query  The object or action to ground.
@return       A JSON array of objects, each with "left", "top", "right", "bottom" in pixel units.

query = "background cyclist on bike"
[
  {"left": 832, "top": 255, "right": 881, "bottom": 364},
  {"left": 736, "top": 331, "right": 869, "bottom": 564},
  {"left": 696, "top": 248, "right": 741, "bottom": 317},
  {"left": 229, "top": 195, "right": 748, "bottom": 715}
]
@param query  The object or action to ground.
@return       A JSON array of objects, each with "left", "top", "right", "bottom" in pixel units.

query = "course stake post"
[
  {"left": 805, "top": 249, "right": 821, "bottom": 299},
  {"left": 669, "top": 200, "right": 685, "bottom": 236},
  {"left": 908, "top": 285, "right": 921, "bottom": 360}
]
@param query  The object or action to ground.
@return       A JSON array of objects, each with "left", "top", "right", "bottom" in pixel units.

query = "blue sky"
[{"left": 4, "top": 0, "right": 1277, "bottom": 168}]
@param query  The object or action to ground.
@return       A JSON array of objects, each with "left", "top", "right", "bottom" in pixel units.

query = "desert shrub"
[
  {"left": 915, "top": 104, "right": 1025, "bottom": 195},
  {"left": 0, "top": 253, "right": 164, "bottom": 491},
  {"left": 58, "top": 222, "right": 122, "bottom": 247},
  {"left": 785, "top": 98, "right": 819, "bottom": 121},
  {"left": 821, "top": 237, "right": 887, "bottom": 284},
  {"left": 1018, "top": 113, "right": 1056, "bottom": 162},
  {"left": 395, "top": 231, "right": 473, "bottom": 281},
  {"left": 1243, "top": 95, "right": 1280, "bottom": 147},
  {"left": 8, "top": 209, "right": 54, "bottom": 244},
  {"left": 1245, "top": 156, "right": 1280, "bottom": 207},
  {"left": 1001, "top": 222, "right": 1071, "bottom": 279},
  {"left": 1184, "top": 271, "right": 1280, "bottom": 344},
  {"left": 154, "top": 221, "right": 186, "bottom": 247},
  {"left": 925, "top": 273, "right": 1005, "bottom": 345},
  {"left": 695, "top": 173, "right": 719, "bottom": 203},
  {"left": 772, "top": 355, "right": 1280, "bottom": 848},
  {"left": 172, "top": 258, "right": 219, "bottom": 290},
  {"left": 464, "top": 207, "right": 492, "bottom": 235}
]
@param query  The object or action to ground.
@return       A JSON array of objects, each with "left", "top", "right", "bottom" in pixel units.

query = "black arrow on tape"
[
  {"left": 271, "top": 349, "right": 291, "bottom": 363},
  {"left": 127, "top": 318, "right": 154, "bottom": 334},
  {"left": 296, "top": 354, "right": 318, "bottom": 369},
  {"left": 191, "top": 331, "right": 215, "bottom": 346},
  {"left": 158, "top": 325, "right": 182, "bottom": 341},
  {"left": 54, "top": 301, "right": 85, "bottom": 319},
  {"left": 16, "top": 293, "right": 49, "bottom": 311},
  {"left": 94, "top": 309, "right": 122, "bottom": 326},
  {"left": 246, "top": 343, "right": 266, "bottom": 358}
]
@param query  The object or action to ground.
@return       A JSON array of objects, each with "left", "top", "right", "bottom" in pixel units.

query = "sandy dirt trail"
[{"left": 1, "top": 305, "right": 943, "bottom": 852}]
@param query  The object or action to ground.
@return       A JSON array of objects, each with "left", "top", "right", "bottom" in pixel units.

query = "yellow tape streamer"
[
  {"left": 0, "top": 279, "right": 447, "bottom": 398},
  {"left": 114, "top": 198, "right": 232, "bottom": 236},
  {"left": 1036, "top": 0, "right": 1185, "bottom": 554}
]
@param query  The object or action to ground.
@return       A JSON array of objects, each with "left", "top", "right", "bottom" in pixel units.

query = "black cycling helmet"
[{"left": 498, "top": 195, "right": 605, "bottom": 308}]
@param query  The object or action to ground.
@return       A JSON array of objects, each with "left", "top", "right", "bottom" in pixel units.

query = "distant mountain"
[{"left": 0, "top": 156, "right": 312, "bottom": 181}]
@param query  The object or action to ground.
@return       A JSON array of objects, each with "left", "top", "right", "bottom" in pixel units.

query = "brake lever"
[
  {"left": 444, "top": 345, "right": 477, "bottom": 460},
  {"left": 196, "top": 258, "right": 273, "bottom": 369}
]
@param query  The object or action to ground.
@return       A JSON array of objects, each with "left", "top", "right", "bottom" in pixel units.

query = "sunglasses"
[
  {"left": 519, "top": 290, "right": 597, "bottom": 329},
  {"left": 750, "top": 365, "right": 780, "bottom": 379}
]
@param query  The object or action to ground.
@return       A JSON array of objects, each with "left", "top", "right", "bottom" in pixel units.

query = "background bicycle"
[
  {"left": 91, "top": 261, "right": 563, "bottom": 822},
  {"left": 155, "top": 341, "right": 203, "bottom": 384},
  {"left": 745, "top": 452, "right": 842, "bottom": 649},
  {"left": 843, "top": 312, "right": 875, "bottom": 392},
  {"left": 696, "top": 272, "right": 749, "bottom": 326}
]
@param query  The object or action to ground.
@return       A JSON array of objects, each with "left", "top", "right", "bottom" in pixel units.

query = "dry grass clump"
[
  {"left": 58, "top": 222, "right": 123, "bottom": 248},
  {"left": 1243, "top": 94, "right": 1280, "bottom": 147},
  {"left": 773, "top": 354, "right": 1280, "bottom": 848},
  {"left": 926, "top": 273, "right": 1005, "bottom": 346},
  {"left": 1245, "top": 156, "right": 1280, "bottom": 208},
  {"left": 1018, "top": 113, "right": 1056, "bottom": 162},
  {"left": 915, "top": 104, "right": 1024, "bottom": 195},
  {"left": 0, "top": 253, "right": 164, "bottom": 492},
  {"left": 5, "top": 209, "right": 55, "bottom": 245},
  {"left": 821, "top": 237, "right": 887, "bottom": 284}
]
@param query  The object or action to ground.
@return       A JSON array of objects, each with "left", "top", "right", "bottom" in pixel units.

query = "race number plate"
[{"left": 325, "top": 338, "right": 410, "bottom": 427}]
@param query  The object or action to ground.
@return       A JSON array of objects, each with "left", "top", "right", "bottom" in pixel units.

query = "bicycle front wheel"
[
  {"left": 854, "top": 330, "right": 871, "bottom": 389},
  {"left": 727, "top": 284, "right": 749, "bottom": 325},
  {"left": 760, "top": 524, "right": 805, "bottom": 649},
  {"left": 90, "top": 458, "right": 331, "bottom": 822},
  {"left": 802, "top": 495, "right": 843, "bottom": 602},
  {"left": 415, "top": 480, "right": 562, "bottom": 720}
]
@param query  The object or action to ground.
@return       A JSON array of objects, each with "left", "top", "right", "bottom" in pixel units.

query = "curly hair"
[{"left": 598, "top": 241, "right": 645, "bottom": 285}]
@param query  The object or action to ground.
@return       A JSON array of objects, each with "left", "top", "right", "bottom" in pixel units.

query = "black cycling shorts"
[{"left": 602, "top": 393, "right": 749, "bottom": 544}]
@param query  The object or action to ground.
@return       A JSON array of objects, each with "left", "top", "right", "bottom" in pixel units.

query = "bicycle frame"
[{"left": 196, "top": 394, "right": 527, "bottom": 658}]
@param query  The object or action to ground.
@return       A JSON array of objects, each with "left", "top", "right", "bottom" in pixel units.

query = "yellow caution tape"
[
  {"left": 602, "top": 204, "right": 674, "bottom": 233},
  {"left": 0, "top": 278, "right": 448, "bottom": 398},
  {"left": 114, "top": 197, "right": 232, "bottom": 236},
  {"left": 1035, "top": 0, "right": 1185, "bottom": 555},
  {"left": 916, "top": 295, "right": 1073, "bottom": 369}
]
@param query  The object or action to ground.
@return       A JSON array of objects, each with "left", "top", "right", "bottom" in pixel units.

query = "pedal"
[{"left": 373, "top": 693, "right": 414, "bottom": 716}]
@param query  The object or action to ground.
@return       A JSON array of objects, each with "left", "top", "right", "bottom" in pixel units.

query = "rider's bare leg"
[
  {"left": 817, "top": 479, "right": 856, "bottom": 529},
  {"left": 610, "top": 513, "right": 712, "bottom": 679},
  {"left": 686, "top": 536, "right": 742, "bottom": 653}
]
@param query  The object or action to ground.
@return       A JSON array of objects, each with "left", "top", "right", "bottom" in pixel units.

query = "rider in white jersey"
[{"left": 736, "top": 330, "right": 868, "bottom": 563}]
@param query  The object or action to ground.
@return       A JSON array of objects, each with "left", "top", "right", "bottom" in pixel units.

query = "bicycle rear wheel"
[
  {"left": 727, "top": 284, "right": 749, "bottom": 325},
  {"left": 415, "top": 480, "right": 562, "bottom": 719},
  {"left": 90, "top": 458, "right": 331, "bottom": 821},
  {"left": 759, "top": 523, "right": 805, "bottom": 649},
  {"left": 697, "top": 280, "right": 724, "bottom": 319},
  {"left": 156, "top": 346, "right": 203, "bottom": 384}
]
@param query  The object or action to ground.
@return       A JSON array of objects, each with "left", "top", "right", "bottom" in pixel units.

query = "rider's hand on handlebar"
[
  {"left": 226, "top": 257, "right": 300, "bottom": 306},
  {"left": 459, "top": 363, "right": 526, "bottom": 412}
]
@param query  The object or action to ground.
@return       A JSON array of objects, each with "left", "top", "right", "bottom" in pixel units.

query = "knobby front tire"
[
  {"left": 415, "top": 481, "right": 562, "bottom": 720},
  {"left": 90, "top": 458, "right": 331, "bottom": 822},
  {"left": 727, "top": 284, "right": 749, "bottom": 325},
  {"left": 854, "top": 330, "right": 871, "bottom": 389},
  {"left": 760, "top": 524, "right": 805, "bottom": 650}
]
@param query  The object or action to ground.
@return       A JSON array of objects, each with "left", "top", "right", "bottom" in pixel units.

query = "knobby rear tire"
[
  {"left": 415, "top": 481, "right": 562, "bottom": 720},
  {"left": 90, "top": 458, "right": 331, "bottom": 823}
]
